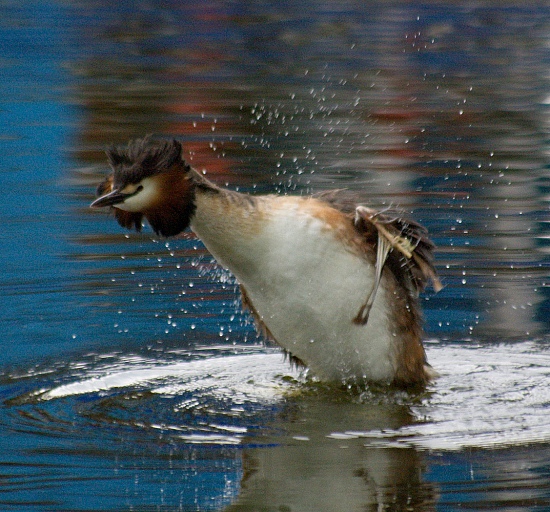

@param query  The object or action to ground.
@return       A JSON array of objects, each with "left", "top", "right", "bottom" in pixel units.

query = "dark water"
[{"left": 1, "top": 1, "right": 549, "bottom": 510}]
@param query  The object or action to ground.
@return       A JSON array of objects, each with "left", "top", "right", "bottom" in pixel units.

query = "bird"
[{"left": 91, "top": 137, "right": 442, "bottom": 388}]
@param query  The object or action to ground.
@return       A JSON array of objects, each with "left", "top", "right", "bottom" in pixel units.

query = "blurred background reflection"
[{"left": 0, "top": 1, "right": 548, "bottom": 510}]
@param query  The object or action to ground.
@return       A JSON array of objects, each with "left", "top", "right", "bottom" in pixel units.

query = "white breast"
[{"left": 192, "top": 197, "right": 397, "bottom": 383}]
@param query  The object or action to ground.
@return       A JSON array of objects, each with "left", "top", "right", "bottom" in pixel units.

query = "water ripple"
[{"left": 7, "top": 341, "right": 549, "bottom": 452}]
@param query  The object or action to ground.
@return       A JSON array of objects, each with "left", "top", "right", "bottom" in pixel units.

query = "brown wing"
[
  {"left": 314, "top": 190, "right": 441, "bottom": 295},
  {"left": 354, "top": 206, "right": 442, "bottom": 294}
]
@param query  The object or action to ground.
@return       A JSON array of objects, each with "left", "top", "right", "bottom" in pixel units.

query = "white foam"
[
  {"left": 41, "top": 352, "right": 300, "bottom": 402},
  {"left": 39, "top": 342, "right": 550, "bottom": 450}
]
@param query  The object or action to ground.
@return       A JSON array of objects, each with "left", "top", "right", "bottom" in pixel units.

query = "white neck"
[{"left": 190, "top": 189, "right": 268, "bottom": 278}]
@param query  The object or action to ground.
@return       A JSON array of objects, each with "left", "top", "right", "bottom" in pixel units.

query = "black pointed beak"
[{"left": 90, "top": 189, "right": 128, "bottom": 208}]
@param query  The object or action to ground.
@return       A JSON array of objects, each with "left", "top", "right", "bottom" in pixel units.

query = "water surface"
[{"left": 1, "top": 1, "right": 549, "bottom": 510}]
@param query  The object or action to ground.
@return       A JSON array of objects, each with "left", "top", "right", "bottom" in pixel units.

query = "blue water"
[{"left": 1, "top": 1, "right": 549, "bottom": 510}]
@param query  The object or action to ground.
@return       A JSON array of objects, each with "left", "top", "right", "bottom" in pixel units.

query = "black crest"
[{"left": 107, "top": 137, "right": 189, "bottom": 185}]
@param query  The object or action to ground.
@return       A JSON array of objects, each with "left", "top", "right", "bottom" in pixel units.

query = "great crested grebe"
[{"left": 91, "top": 137, "right": 442, "bottom": 387}]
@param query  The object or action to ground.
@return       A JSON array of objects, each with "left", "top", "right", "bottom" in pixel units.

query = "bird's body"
[
  {"left": 192, "top": 193, "right": 398, "bottom": 383},
  {"left": 91, "top": 138, "right": 441, "bottom": 387}
]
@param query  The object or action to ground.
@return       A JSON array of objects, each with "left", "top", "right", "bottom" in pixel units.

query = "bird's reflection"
[{"left": 226, "top": 389, "right": 437, "bottom": 511}]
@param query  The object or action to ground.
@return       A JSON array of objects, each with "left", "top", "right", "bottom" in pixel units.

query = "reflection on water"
[
  {"left": 4, "top": 343, "right": 550, "bottom": 510},
  {"left": 1, "top": 0, "right": 549, "bottom": 510}
]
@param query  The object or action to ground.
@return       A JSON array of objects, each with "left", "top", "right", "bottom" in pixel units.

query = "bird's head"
[{"left": 91, "top": 137, "right": 197, "bottom": 237}]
